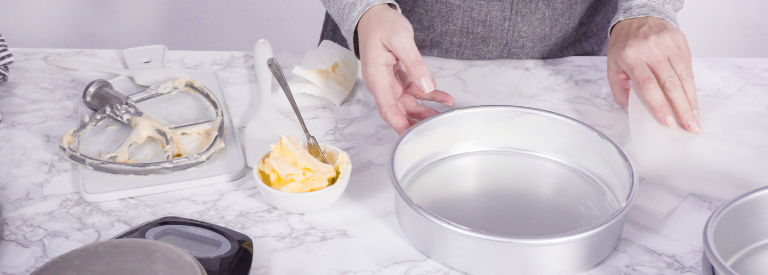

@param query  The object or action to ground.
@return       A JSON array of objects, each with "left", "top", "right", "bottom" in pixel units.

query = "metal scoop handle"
[
  {"left": 84, "top": 80, "right": 212, "bottom": 129},
  {"left": 83, "top": 80, "right": 130, "bottom": 112},
  {"left": 83, "top": 80, "right": 144, "bottom": 125},
  {"left": 266, "top": 58, "right": 329, "bottom": 164}
]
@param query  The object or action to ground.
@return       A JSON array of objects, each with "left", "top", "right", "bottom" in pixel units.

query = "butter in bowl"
[{"left": 254, "top": 135, "right": 351, "bottom": 213}]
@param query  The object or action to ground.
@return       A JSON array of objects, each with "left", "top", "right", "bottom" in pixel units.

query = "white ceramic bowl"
[{"left": 254, "top": 144, "right": 351, "bottom": 213}]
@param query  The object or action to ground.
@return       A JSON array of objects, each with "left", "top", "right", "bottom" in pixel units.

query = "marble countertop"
[{"left": 1, "top": 48, "right": 768, "bottom": 275}]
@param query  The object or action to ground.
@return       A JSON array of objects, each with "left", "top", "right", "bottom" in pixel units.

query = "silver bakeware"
[
  {"left": 31, "top": 239, "right": 206, "bottom": 275},
  {"left": 389, "top": 106, "right": 637, "bottom": 275},
  {"left": 703, "top": 185, "right": 768, "bottom": 275}
]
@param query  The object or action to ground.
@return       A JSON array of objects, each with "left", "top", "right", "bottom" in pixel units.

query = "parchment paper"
[{"left": 624, "top": 63, "right": 768, "bottom": 227}]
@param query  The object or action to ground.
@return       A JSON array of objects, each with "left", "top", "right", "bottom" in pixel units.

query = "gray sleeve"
[
  {"left": 319, "top": 0, "right": 401, "bottom": 51},
  {"left": 610, "top": 0, "right": 684, "bottom": 34}
]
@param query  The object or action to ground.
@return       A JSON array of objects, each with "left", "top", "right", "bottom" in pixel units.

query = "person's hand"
[
  {"left": 608, "top": 17, "right": 700, "bottom": 133},
  {"left": 357, "top": 4, "right": 454, "bottom": 134}
]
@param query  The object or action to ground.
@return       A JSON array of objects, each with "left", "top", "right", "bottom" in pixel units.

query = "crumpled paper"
[{"left": 284, "top": 40, "right": 359, "bottom": 106}]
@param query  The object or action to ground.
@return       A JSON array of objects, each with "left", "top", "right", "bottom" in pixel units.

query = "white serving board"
[{"left": 76, "top": 71, "right": 246, "bottom": 202}]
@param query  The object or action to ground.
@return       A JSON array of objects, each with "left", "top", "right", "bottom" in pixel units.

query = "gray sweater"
[{"left": 319, "top": 0, "right": 683, "bottom": 59}]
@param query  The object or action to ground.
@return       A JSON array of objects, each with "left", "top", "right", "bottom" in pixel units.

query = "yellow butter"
[{"left": 258, "top": 135, "right": 349, "bottom": 193}]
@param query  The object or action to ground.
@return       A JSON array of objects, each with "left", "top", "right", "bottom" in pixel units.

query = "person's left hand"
[{"left": 608, "top": 16, "right": 700, "bottom": 133}]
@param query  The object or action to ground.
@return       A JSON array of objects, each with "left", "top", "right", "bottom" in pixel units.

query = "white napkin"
[{"left": 284, "top": 40, "right": 359, "bottom": 106}]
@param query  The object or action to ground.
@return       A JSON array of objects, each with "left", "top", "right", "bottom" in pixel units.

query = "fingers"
[
  {"left": 392, "top": 65, "right": 442, "bottom": 124},
  {"left": 364, "top": 57, "right": 440, "bottom": 134},
  {"left": 607, "top": 59, "right": 631, "bottom": 108},
  {"left": 399, "top": 93, "right": 439, "bottom": 121},
  {"left": 618, "top": 56, "right": 701, "bottom": 132},
  {"left": 380, "top": 104, "right": 412, "bottom": 134},
  {"left": 649, "top": 59, "right": 700, "bottom": 132},
  {"left": 624, "top": 62, "right": 677, "bottom": 128},
  {"left": 394, "top": 62, "right": 454, "bottom": 107},
  {"left": 669, "top": 49, "right": 699, "bottom": 121},
  {"left": 408, "top": 87, "right": 454, "bottom": 107},
  {"left": 369, "top": 74, "right": 440, "bottom": 133},
  {"left": 364, "top": 60, "right": 412, "bottom": 134},
  {"left": 401, "top": 80, "right": 454, "bottom": 107},
  {"left": 384, "top": 32, "right": 436, "bottom": 94},
  {"left": 608, "top": 17, "right": 701, "bottom": 133},
  {"left": 662, "top": 29, "right": 700, "bottom": 131},
  {"left": 358, "top": 7, "right": 448, "bottom": 134}
]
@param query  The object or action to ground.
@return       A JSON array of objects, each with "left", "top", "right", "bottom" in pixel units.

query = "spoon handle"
[{"left": 266, "top": 58, "right": 311, "bottom": 139}]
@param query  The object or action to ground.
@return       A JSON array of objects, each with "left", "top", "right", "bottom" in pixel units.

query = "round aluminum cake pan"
[
  {"left": 389, "top": 106, "right": 637, "bottom": 275},
  {"left": 31, "top": 239, "right": 206, "bottom": 275},
  {"left": 703, "top": 185, "right": 768, "bottom": 275}
]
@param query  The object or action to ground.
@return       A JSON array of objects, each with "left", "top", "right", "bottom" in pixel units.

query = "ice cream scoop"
[{"left": 59, "top": 78, "right": 225, "bottom": 175}]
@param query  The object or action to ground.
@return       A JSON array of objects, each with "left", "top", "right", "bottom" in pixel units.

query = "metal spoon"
[{"left": 266, "top": 58, "right": 329, "bottom": 164}]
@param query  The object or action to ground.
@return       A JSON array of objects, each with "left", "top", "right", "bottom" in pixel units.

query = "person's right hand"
[
  {"left": 607, "top": 17, "right": 700, "bottom": 132},
  {"left": 357, "top": 4, "right": 454, "bottom": 134}
]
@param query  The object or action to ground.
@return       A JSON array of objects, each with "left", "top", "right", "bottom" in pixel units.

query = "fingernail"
[
  {"left": 688, "top": 118, "right": 701, "bottom": 133},
  {"left": 694, "top": 109, "right": 700, "bottom": 120},
  {"left": 665, "top": 115, "right": 676, "bottom": 127},
  {"left": 444, "top": 101, "right": 453, "bottom": 107},
  {"left": 419, "top": 77, "right": 435, "bottom": 94}
]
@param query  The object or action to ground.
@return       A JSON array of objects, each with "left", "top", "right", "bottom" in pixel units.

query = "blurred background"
[{"left": 0, "top": 0, "right": 766, "bottom": 57}]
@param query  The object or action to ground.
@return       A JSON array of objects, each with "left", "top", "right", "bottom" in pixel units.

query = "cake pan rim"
[
  {"left": 388, "top": 105, "right": 638, "bottom": 244},
  {"left": 702, "top": 186, "right": 768, "bottom": 275}
]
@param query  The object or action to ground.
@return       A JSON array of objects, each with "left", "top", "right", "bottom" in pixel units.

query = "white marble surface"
[{"left": 1, "top": 48, "right": 768, "bottom": 275}]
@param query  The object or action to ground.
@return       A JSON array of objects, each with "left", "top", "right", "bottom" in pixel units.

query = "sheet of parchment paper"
[{"left": 624, "top": 63, "right": 768, "bottom": 228}]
